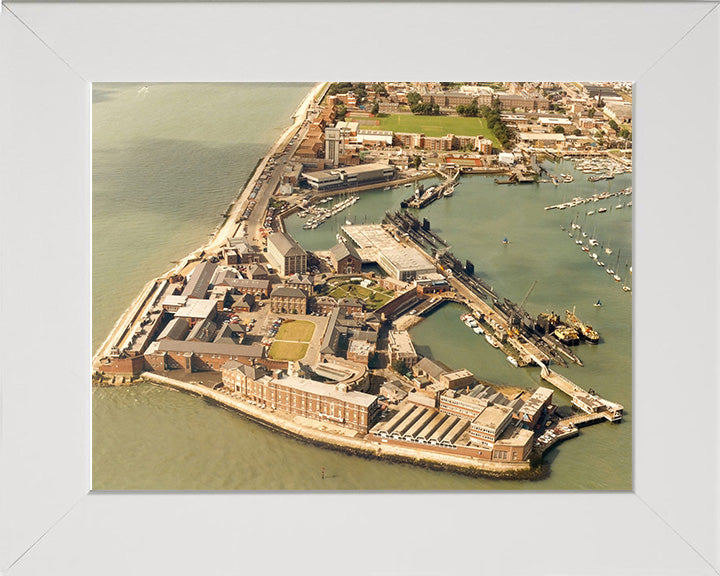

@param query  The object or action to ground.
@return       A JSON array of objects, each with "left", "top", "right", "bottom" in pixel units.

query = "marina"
[{"left": 93, "top": 83, "right": 632, "bottom": 491}]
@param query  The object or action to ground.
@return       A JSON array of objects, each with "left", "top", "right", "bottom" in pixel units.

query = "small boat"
[
  {"left": 587, "top": 210, "right": 595, "bottom": 216},
  {"left": 594, "top": 299, "right": 602, "bottom": 307},
  {"left": 606, "top": 268, "right": 615, "bottom": 275},
  {"left": 575, "top": 239, "right": 583, "bottom": 245},
  {"left": 404, "top": 183, "right": 412, "bottom": 187},
  {"left": 503, "top": 237, "right": 509, "bottom": 245},
  {"left": 485, "top": 334, "right": 502, "bottom": 348},
  {"left": 616, "top": 204, "right": 624, "bottom": 209},
  {"left": 597, "top": 261, "right": 605, "bottom": 267},
  {"left": 582, "top": 246, "right": 590, "bottom": 252},
  {"left": 345, "top": 219, "right": 352, "bottom": 226},
  {"left": 614, "top": 274, "right": 622, "bottom": 282},
  {"left": 506, "top": 356, "right": 518, "bottom": 368},
  {"left": 473, "top": 325, "right": 484, "bottom": 335},
  {"left": 598, "top": 208, "right": 608, "bottom": 213},
  {"left": 622, "top": 285, "right": 631, "bottom": 292}
]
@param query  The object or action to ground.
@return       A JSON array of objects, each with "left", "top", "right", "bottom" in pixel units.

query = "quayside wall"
[{"left": 140, "top": 372, "right": 542, "bottom": 480}]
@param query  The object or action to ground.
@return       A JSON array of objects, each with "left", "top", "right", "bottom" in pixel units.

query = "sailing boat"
[
  {"left": 503, "top": 236, "right": 509, "bottom": 245},
  {"left": 594, "top": 299, "right": 602, "bottom": 307},
  {"left": 622, "top": 262, "right": 632, "bottom": 292},
  {"left": 613, "top": 250, "right": 622, "bottom": 281},
  {"left": 605, "top": 236, "right": 613, "bottom": 255}
]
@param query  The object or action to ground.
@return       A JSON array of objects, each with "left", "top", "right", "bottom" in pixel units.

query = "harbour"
[{"left": 93, "top": 83, "right": 631, "bottom": 490}]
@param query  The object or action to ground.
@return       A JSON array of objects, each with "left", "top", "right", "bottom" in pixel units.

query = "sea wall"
[{"left": 140, "top": 372, "right": 542, "bottom": 480}]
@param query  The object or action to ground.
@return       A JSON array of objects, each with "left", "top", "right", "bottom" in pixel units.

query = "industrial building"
[
  {"left": 302, "top": 163, "right": 396, "bottom": 191},
  {"left": 341, "top": 224, "right": 435, "bottom": 282}
]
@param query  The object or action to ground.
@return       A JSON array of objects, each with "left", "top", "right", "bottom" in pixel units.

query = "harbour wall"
[{"left": 140, "top": 372, "right": 542, "bottom": 480}]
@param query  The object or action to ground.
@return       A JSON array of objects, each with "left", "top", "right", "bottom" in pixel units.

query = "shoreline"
[
  {"left": 93, "top": 82, "right": 325, "bottom": 364},
  {"left": 140, "top": 372, "right": 545, "bottom": 481}
]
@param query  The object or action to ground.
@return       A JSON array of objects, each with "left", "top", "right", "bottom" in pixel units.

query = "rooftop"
[
  {"left": 274, "top": 374, "right": 377, "bottom": 408},
  {"left": 175, "top": 298, "right": 217, "bottom": 320},
  {"left": 267, "top": 232, "right": 306, "bottom": 258}
]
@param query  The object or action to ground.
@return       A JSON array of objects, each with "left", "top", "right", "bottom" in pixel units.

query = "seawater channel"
[{"left": 93, "top": 83, "right": 631, "bottom": 490}]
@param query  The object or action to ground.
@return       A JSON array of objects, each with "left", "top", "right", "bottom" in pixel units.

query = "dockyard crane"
[{"left": 519, "top": 280, "right": 538, "bottom": 310}]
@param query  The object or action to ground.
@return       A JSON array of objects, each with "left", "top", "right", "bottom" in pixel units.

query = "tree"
[
  {"left": 391, "top": 359, "right": 408, "bottom": 375},
  {"left": 406, "top": 92, "right": 422, "bottom": 107},
  {"left": 619, "top": 127, "right": 631, "bottom": 140},
  {"left": 573, "top": 128, "right": 582, "bottom": 136},
  {"left": 608, "top": 119, "right": 620, "bottom": 132},
  {"left": 553, "top": 125, "right": 565, "bottom": 134},
  {"left": 372, "top": 82, "right": 388, "bottom": 97},
  {"left": 587, "top": 107, "right": 596, "bottom": 118},
  {"left": 411, "top": 155, "right": 422, "bottom": 170},
  {"left": 371, "top": 101, "right": 380, "bottom": 115}
]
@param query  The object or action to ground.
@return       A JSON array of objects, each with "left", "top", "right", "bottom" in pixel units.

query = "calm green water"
[{"left": 93, "top": 84, "right": 631, "bottom": 490}]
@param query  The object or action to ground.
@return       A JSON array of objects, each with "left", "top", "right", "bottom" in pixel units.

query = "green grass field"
[
  {"left": 268, "top": 342, "right": 309, "bottom": 361},
  {"left": 275, "top": 320, "right": 315, "bottom": 342},
  {"left": 328, "top": 282, "right": 394, "bottom": 311},
  {"left": 348, "top": 114, "right": 501, "bottom": 148}
]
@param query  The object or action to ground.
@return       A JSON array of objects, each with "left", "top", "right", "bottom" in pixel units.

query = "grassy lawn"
[
  {"left": 275, "top": 320, "right": 315, "bottom": 342},
  {"left": 347, "top": 114, "right": 501, "bottom": 148},
  {"left": 328, "top": 282, "right": 394, "bottom": 311},
  {"left": 268, "top": 341, "right": 309, "bottom": 361}
]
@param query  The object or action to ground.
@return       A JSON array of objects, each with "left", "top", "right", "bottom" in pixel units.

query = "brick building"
[
  {"left": 329, "top": 242, "right": 362, "bottom": 274},
  {"left": 221, "top": 368, "right": 380, "bottom": 434},
  {"left": 266, "top": 232, "right": 307, "bottom": 277},
  {"left": 269, "top": 286, "right": 307, "bottom": 315},
  {"left": 145, "top": 340, "right": 264, "bottom": 372}
]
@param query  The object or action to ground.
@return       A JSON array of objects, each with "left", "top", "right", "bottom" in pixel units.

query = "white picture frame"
[{"left": 1, "top": 2, "right": 718, "bottom": 575}]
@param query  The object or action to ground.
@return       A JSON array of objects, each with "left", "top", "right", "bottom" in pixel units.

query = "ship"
[
  {"left": 553, "top": 325, "right": 581, "bottom": 346},
  {"left": 565, "top": 308, "right": 600, "bottom": 344}
]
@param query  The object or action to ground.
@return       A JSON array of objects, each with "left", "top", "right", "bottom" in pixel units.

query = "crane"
[{"left": 519, "top": 280, "right": 538, "bottom": 310}]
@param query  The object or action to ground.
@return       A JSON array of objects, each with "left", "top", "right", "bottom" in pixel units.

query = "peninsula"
[{"left": 93, "top": 81, "right": 630, "bottom": 479}]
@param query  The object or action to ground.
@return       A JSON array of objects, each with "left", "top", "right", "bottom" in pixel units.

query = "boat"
[
  {"left": 597, "top": 260, "right": 605, "bottom": 267},
  {"left": 553, "top": 325, "right": 580, "bottom": 345},
  {"left": 503, "top": 237, "right": 509, "bottom": 245},
  {"left": 506, "top": 356, "right": 518, "bottom": 367},
  {"left": 473, "top": 325, "right": 484, "bottom": 335},
  {"left": 404, "top": 183, "right": 412, "bottom": 187},
  {"left": 598, "top": 207, "right": 608, "bottom": 213},
  {"left": 594, "top": 299, "right": 602, "bottom": 307},
  {"left": 614, "top": 274, "right": 622, "bottom": 282},
  {"left": 587, "top": 210, "right": 595, "bottom": 216},
  {"left": 582, "top": 246, "right": 590, "bottom": 252},
  {"left": 485, "top": 334, "right": 502, "bottom": 348},
  {"left": 345, "top": 219, "right": 352, "bottom": 226},
  {"left": 565, "top": 308, "right": 600, "bottom": 344},
  {"left": 615, "top": 204, "right": 624, "bottom": 209}
]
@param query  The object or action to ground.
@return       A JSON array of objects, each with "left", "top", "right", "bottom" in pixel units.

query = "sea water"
[{"left": 93, "top": 84, "right": 631, "bottom": 490}]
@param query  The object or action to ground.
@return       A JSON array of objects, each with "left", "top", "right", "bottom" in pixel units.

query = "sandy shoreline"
[{"left": 93, "top": 83, "right": 325, "bottom": 363}]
